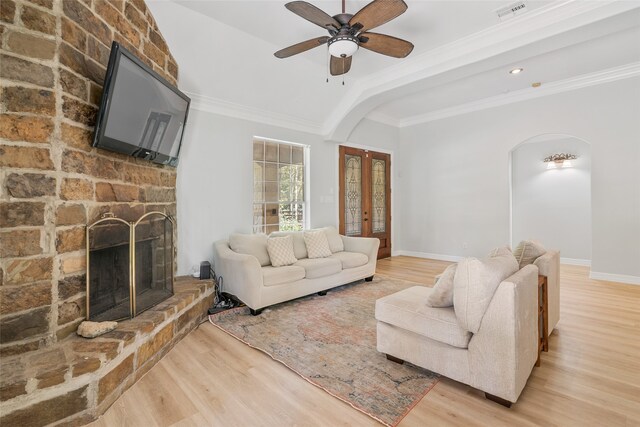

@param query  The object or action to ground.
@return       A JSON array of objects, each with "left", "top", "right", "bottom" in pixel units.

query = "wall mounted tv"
[{"left": 93, "top": 41, "right": 190, "bottom": 167}]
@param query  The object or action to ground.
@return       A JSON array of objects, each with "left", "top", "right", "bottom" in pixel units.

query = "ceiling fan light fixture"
[{"left": 328, "top": 35, "right": 359, "bottom": 58}]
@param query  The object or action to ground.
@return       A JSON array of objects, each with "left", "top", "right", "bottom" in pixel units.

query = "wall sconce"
[{"left": 544, "top": 153, "right": 577, "bottom": 169}]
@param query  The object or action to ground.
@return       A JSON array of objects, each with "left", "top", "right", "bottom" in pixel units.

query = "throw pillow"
[
  {"left": 488, "top": 246, "right": 513, "bottom": 258},
  {"left": 304, "top": 230, "right": 332, "bottom": 259},
  {"left": 427, "top": 263, "right": 457, "bottom": 307},
  {"left": 267, "top": 235, "right": 298, "bottom": 267},
  {"left": 321, "top": 226, "right": 344, "bottom": 253},
  {"left": 453, "top": 250, "right": 519, "bottom": 333},
  {"left": 229, "top": 233, "right": 270, "bottom": 266},
  {"left": 513, "top": 240, "right": 546, "bottom": 269}
]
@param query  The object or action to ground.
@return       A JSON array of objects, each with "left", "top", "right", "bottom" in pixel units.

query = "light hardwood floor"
[{"left": 90, "top": 257, "right": 640, "bottom": 427}]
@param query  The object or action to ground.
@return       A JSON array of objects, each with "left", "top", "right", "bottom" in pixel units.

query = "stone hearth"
[{"left": 0, "top": 276, "right": 214, "bottom": 426}]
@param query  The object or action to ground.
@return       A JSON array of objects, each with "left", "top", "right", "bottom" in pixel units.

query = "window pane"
[
  {"left": 253, "top": 181, "right": 264, "bottom": 203},
  {"left": 266, "top": 204, "right": 279, "bottom": 225},
  {"left": 279, "top": 143, "right": 291, "bottom": 163},
  {"left": 372, "top": 158, "right": 386, "bottom": 233},
  {"left": 264, "top": 163, "right": 278, "bottom": 181},
  {"left": 253, "top": 162, "right": 263, "bottom": 183},
  {"left": 345, "top": 154, "right": 362, "bottom": 236},
  {"left": 279, "top": 165, "right": 292, "bottom": 202},
  {"left": 292, "top": 146, "right": 304, "bottom": 165},
  {"left": 265, "top": 142, "right": 278, "bottom": 162},
  {"left": 253, "top": 141, "right": 264, "bottom": 161},
  {"left": 253, "top": 204, "right": 264, "bottom": 233},
  {"left": 265, "top": 182, "right": 278, "bottom": 202}
]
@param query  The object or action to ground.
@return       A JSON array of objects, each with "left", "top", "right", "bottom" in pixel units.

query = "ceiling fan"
[{"left": 274, "top": 0, "right": 414, "bottom": 76}]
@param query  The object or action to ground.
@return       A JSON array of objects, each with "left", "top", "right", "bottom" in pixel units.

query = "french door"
[{"left": 338, "top": 146, "right": 391, "bottom": 259}]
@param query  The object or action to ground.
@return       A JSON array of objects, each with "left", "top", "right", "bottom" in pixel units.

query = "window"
[{"left": 253, "top": 138, "right": 307, "bottom": 234}]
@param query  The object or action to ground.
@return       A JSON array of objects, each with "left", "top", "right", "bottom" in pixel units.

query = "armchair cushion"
[
  {"left": 513, "top": 240, "right": 546, "bottom": 269},
  {"left": 427, "top": 263, "right": 456, "bottom": 307},
  {"left": 453, "top": 251, "right": 519, "bottom": 333},
  {"left": 376, "top": 286, "right": 472, "bottom": 349}
]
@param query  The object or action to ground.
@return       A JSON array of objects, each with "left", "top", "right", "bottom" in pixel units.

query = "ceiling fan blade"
[
  {"left": 359, "top": 32, "right": 413, "bottom": 58},
  {"left": 274, "top": 36, "right": 329, "bottom": 58},
  {"left": 285, "top": 1, "right": 340, "bottom": 30},
  {"left": 349, "top": 0, "right": 408, "bottom": 33},
  {"left": 330, "top": 55, "right": 352, "bottom": 76}
]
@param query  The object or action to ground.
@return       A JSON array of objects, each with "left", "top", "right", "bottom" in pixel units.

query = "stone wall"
[{"left": 0, "top": 0, "right": 179, "bottom": 356}]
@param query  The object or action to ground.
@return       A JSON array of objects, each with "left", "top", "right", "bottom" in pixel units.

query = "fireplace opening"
[{"left": 87, "top": 212, "right": 174, "bottom": 321}]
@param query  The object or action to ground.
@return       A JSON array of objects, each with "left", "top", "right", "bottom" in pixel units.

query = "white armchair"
[{"left": 376, "top": 265, "right": 539, "bottom": 406}]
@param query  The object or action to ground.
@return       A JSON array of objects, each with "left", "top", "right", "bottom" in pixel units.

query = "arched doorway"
[{"left": 510, "top": 134, "right": 592, "bottom": 264}]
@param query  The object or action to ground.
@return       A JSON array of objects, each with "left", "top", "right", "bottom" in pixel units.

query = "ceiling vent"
[{"left": 496, "top": 1, "right": 528, "bottom": 21}]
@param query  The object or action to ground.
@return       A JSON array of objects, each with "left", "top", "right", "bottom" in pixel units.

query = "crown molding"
[
  {"left": 323, "top": 1, "right": 640, "bottom": 140},
  {"left": 395, "top": 62, "right": 640, "bottom": 127},
  {"left": 363, "top": 111, "right": 401, "bottom": 128},
  {"left": 186, "top": 91, "right": 322, "bottom": 135}
]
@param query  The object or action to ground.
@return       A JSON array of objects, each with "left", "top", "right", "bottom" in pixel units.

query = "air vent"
[{"left": 496, "top": 1, "right": 528, "bottom": 20}]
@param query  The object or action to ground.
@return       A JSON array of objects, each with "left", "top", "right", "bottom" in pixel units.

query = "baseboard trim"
[
  {"left": 589, "top": 271, "right": 640, "bottom": 286},
  {"left": 560, "top": 258, "right": 591, "bottom": 266},
  {"left": 394, "top": 251, "right": 464, "bottom": 263}
]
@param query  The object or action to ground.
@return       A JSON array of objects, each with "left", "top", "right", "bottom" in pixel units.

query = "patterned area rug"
[{"left": 208, "top": 276, "right": 440, "bottom": 426}]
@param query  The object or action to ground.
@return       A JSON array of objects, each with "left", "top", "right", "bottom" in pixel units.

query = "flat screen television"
[{"left": 93, "top": 41, "right": 190, "bottom": 167}]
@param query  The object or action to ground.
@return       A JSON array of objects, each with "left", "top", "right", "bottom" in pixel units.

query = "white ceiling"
[
  {"left": 374, "top": 23, "right": 640, "bottom": 121},
  {"left": 177, "top": 0, "right": 552, "bottom": 79},
  {"left": 147, "top": 1, "right": 640, "bottom": 135}
]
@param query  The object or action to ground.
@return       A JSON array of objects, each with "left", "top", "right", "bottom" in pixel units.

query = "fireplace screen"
[{"left": 87, "top": 212, "right": 174, "bottom": 321}]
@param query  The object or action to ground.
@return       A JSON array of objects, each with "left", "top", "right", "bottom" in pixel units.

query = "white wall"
[
  {"left": 176, "top": 111, "right": 398, "bottom": 275},
  {"left": 397, "top": 77, "right": 640, "bottom": 280},
  {"left": 511, "top": 137, "right": 591, "bottom": 262}
]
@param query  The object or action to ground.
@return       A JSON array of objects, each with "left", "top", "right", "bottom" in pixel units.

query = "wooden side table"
[{"left": 536, "top": 275, "right": 549, "bottom": 367}]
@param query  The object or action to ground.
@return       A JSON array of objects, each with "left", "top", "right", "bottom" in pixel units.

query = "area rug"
[{"left": 208, "top": 276, "right": 440, "bottom": 426}]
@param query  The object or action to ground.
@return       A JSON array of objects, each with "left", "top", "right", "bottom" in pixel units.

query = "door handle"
[{"left": 364, "top": 218, "right": 368, "bottom": 221}]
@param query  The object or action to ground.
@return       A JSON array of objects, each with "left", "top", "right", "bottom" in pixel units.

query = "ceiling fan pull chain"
[{"left": 326, "top": 46, "right": 329, "bottom": 83}]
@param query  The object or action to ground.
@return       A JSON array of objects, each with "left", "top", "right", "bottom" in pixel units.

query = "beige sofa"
[
  {"left": 213, "top": 228, "right": 379, "bottom": 315},
  {"left": 376, "top": 254, "right": 540, "bottom": 406}
]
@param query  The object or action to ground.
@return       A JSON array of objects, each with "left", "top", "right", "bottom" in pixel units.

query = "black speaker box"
[{"left": 199, "top": 261, "right": 211, "bottom": 280}]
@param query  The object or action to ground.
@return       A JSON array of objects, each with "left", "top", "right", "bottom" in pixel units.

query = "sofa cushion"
[
  {"left": 262, "top": 265, "right": 306, "bottom": 287},
  {"left": 304, "top": 230, "right": 332, "bottom": 259},
  {"left": 270, "top": 231, "right": 308, "bottom": 259},
  {"left": 321, "top": 227, "right": 344, "bottom": 253},
  {"left": 453, "top": 251, "right": 519, "bottom": 333},
  {"left": 266, "top": 235, "right": 297, "bottom": 267},
  {"left": 513, "top": 240, "right": 546, "bottom": 269},
  {"left": 427, "top": 263, "right": 456, "bottom": 308},
  {"left": 329, "top": 251, "right": 368, "bottom": 269},
  {"left": 294, "top": 258, "right": 342, "bottom": 279},
  {"left": 376, "top": 286, "right": 472, "bottom": 349},
  {"left": 229, "top": 233, "right": 270, "bottom": 266}
]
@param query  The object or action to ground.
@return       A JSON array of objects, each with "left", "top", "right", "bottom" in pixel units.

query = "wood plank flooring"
[{"left": 89, "top": 257, "right": 640, "bottom": 427}]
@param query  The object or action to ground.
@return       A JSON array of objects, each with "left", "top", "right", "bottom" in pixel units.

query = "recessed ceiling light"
[{"left": 509, "top": 68, "right": 523, "bottom": 75}]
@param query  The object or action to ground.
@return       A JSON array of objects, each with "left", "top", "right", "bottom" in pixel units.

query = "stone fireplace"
[{"left": 0, "top": 0, "right": 214, "bottom": 425}]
